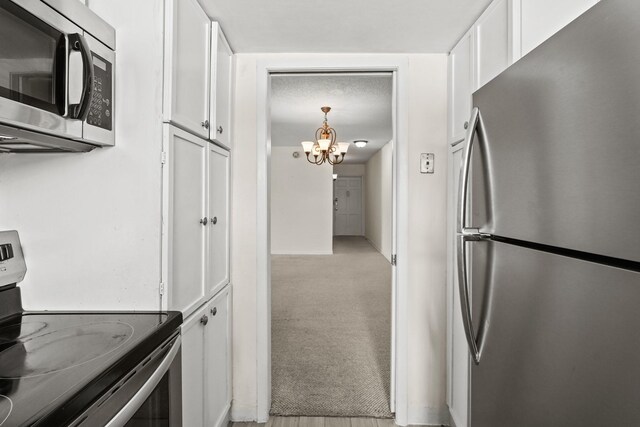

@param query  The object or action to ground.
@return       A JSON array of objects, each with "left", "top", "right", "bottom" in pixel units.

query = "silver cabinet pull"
[
  {"left": 200, "top": 315, "right": 208, "bottom": 325},
  {"left": 456, "top": 106, "right": 490, "bottom": 365},
  {"left": 464, "top": 121, "right": 469, "bottom": 129},
  {"left": 200, "top": 217, "right": 208, "bottom": 226},
  {"left": 202, "top": 120, "right": 210, "bottom": 129},
  {"left": 210, "top": 216, "right": 217, "bottom": 225},
  {"left": 211, "top": 307, "right": 217, "bottom": 316},
  {"left": 217, "top": 126, "right": 223, "bottom": 134}
]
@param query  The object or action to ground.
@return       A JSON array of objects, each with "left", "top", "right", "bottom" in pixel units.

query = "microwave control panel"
[{"left": 86, "top": 53, "right": 112, "bottom": 131}]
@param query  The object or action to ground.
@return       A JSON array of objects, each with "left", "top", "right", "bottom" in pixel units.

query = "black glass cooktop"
[{"left": 0, "top": 311, "right": 181, "bottom": 426}]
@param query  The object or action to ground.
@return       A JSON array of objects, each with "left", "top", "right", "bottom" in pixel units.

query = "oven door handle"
[
  {"left": 105, "top": 335, "right": 181, "bottom": 427},
  {"left": 67, "top": 33, "right": 94, "bottom": 121}
]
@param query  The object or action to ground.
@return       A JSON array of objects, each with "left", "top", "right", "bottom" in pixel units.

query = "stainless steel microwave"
[{"left": 0, "top": 0, "right": 115, "bottom": 153}]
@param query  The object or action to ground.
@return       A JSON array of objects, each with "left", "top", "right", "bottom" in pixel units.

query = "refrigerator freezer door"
[
  {"left": 470, "top": 0, "right": 640, "bottom": 262},
  {"left": 467, "top": 240, "right": 640, "bottom": 427}
]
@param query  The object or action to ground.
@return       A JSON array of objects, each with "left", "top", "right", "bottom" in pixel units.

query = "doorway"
[{"left": 255, "top": 56, "right": 410, "bottom": 424}]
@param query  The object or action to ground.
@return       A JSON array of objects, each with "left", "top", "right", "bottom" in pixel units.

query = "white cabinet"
[
  {"left": 164, "top": 126, "right": 208, "bottom": 317},
  {"left": 164, "top": 0, "right": 211, "bottom": 139},
  {"left": 163, "top": 125, "right": 230, "bottom": 318},
  {"left": 475, "top": 0, "right": 511, "bottom": 88},
  {"left": 181, "top": 286, "right": 231, "bottom": 427},
  {"left": 181, "top": 302, "right": 208, "bottom": 427},
  {"left": 205, "top": 286, "right": 232, "bottom": 427},
  {"left": 448, "top": 31, "right": 474, "bottom": 143},
  {"left": 519, "top": 0, "right": 599, "bottom": 57},
  {"left": 446, "top": 141, "right": 470, "bottom": 427},
  {"left": 207, "top": 144, "right": 230, "bottom": 297},
  {"left": 210, "top": 23, "right": 233, "bottom": 148}
]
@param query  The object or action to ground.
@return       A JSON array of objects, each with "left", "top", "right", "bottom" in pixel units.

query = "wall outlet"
[{"left": 420, "top": 153, "right": 434, "bottom": 174}]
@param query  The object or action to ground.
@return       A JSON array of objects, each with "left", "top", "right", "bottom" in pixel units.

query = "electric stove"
[{"left": 0, "top": 231, "right": 183, "bottom": 426}]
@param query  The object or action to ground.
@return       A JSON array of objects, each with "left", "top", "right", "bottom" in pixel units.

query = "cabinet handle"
[
  {"left": 200, "top": 315, "right": 209, "bottom": 325},
  {"left": 464, "top": 121, "right": 469, "bottom": 130},
  {"left": 217, "top": 126, "right": 223, "bottom": 134},
  {"left": 211, "top": 307, "right": 217, "bottom": 316},
  {"left": 200, "top": 217, "right": 208, "bottom": 226},
  {"left": 210, "top": 216, "right": 217, "bottom": 225},
  {"left": 202, "top": 120, "right": 210, "bottom": 129}
]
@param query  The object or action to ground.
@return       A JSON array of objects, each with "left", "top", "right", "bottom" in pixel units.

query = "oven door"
[
  {"left": 71, "top": 333, "right": 182, "bottom": 427},
  {"left": 0, "top": 0, "right": 94, "bottom": 140}
]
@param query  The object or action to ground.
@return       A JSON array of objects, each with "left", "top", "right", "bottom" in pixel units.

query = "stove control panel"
[{"left": 0, "top": 231, "right": 26, "bottom": 287}]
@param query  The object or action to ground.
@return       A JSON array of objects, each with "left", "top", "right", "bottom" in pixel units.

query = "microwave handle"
[{"left": 68, "top": 33, "right": 94, "bottom": 121}]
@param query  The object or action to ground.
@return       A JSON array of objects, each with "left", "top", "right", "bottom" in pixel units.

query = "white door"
[
  {"left": 211, "top": 23, "right": 233, "bottom": 148},
  {"left": 206, "top": 287, "right": 231, "bottom": 427},
  {"left": 449, "top": 30, "right": 474, "bottom": 143},
  {"left": 207, "top": 144, "right": 230, "bottom": 298},
  {"left": 475, "top": 0, "right": 511, "bottom": 88},
  {"left": 164, "top": 0, "right": 211, "bottom": 138},
  {"left": 181, "top": 305, "right": 207, "bottom": 427},
  {"left": 165, "top": 126, "right": 208, "bottom": 318},
  {"left": 334, "top": 177, "right": 363, "bottom": 236}
]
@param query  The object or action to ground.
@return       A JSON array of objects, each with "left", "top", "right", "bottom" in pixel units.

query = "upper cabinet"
[
  {"left": 448, "top": 31, "right": 474, "bottom": 143},
  {"left": 475, "top": 0, "right": 511, "bottom": 88},
  {"left": 164, "top": 0, "right": 234, "bottom": 146},
  {"left": 210, "top": 23, "right": 233, "bottom": 149},
  {"left": 164, "top": 0, "right": 211, "bottom": 139},
  {"left": 518, "top": 0, "right": 600, "bottom": 56}
]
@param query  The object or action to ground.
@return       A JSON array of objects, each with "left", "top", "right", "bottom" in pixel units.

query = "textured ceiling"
[
  {"left": 270, "top": 73, "right": 393, "bottom": 164},
  {"left": 198, "top": 0, "right": 492, "bottom": 53}
]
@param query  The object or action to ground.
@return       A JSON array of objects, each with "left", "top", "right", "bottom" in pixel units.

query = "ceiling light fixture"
[
  {"left": 301, "top": 106, "right": 350, "bottom": 165},
  {"left": 354, "top": 140, "right": 368, "bottom": 148}
]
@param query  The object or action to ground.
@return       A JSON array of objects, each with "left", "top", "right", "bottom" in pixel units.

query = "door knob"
[
  {"left": 217, "top": 126, "right": 223, "bottom": 134},
  {"left": 200, "top": 315, "right": 209, "bottom": 325},
  {"left": 200, "top": 217, "right": 208, "bottom": 225},
  {"left": 202, "top": 120, "right": 210, "bottom": 129},
  {"left": 210, "top": 216, "right": 218, "bottom": 225},
  {"left": 211, "top": 307, "right": 217, "bottom": 316}
]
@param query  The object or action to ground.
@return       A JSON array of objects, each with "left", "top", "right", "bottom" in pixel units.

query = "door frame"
[
  {"left": 255, "top": 56, "right": 410, "bottom": 425},
  {"left": 333, "top": 176, "right": 365, "bottom": 236}
]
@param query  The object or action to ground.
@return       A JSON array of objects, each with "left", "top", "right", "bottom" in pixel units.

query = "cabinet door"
[
  {"left": 205, "top": 286, "right": 231, "bottom": 427},
  {"left": 520, "top": 0, "right": 599, "bottom": 56},
  {"left": 207, "top": 144, "right": 230, "bottom": 297},
  {"left": 446, "top": 142, "right": 470, "bottom": 427},
  {"left": 165, "top": 126, "right": 208, "bottom": 317},
  {"left": 181, "top": 304, "right": 208, "bottom": 427},
  {"left": 449, "top": 31, "right": 474, "bottom": 143},
  {"left": 475, "top": 0, "right": 511, "bottom": 88},
  {"left": 210, "top": 23, "right": 233, "bottom": 148},
  {"left": 164, "top": 0, "right": 211, "bottom": 138}
]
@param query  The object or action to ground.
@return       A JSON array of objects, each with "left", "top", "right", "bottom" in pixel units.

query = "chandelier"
[{"left": 300, "top": 106, "right": 350, "bottom": 165}]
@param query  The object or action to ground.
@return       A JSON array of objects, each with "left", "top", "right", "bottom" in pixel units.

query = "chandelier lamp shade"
[{"left": 301, "top": 106, "right": 350, "bottom": 165}]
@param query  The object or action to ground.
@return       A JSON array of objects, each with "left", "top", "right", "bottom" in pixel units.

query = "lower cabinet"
[{"left": 181, "top": 285, "right": 231, "bottom": 427}]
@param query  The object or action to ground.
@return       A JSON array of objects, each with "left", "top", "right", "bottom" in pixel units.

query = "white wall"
[
  {"left": 270, "top": 147, "right": 333, "bottom": 254},
  {"left": 0, "top": 0, "right": 164, "bottom": 310},
  {"left": 231, "top": 53, "right": 449, "bottom": 424},
  {"left": 333, "top": 163, "right": 365, "bottom": 177},
  {"left": 364, "top": 141, "right": 393, "bottom": 261}
]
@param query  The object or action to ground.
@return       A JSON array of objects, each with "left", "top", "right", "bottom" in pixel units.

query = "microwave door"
[{"left": 0, "top": 0, "right": 82, "bottom": 140}]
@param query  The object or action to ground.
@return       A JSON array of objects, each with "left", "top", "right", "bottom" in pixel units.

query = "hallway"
[{"left": 271, "top": 237, "right": 392, "bottom": 417}]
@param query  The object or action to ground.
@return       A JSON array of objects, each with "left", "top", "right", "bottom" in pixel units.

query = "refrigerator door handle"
[
  {"left": 457, "top": 106, "right": 490, "bottom": 365},
  {"left": 457, "top": 234, "right": 482, "bottom": 364}
]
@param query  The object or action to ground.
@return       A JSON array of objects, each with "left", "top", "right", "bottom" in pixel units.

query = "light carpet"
[{"left": 271, "top": 236, "right": 392, "bottom": 418}]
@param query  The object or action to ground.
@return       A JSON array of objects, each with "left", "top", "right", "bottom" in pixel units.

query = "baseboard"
[
  {"left": 407, "top": 405, "right": 450, "bottom": 426},
  {"left": 364, "top": 237, "right": 391, "bottom": 263},
  {"left": 230, "top": 402, "right": 257, "bottom": 422}
]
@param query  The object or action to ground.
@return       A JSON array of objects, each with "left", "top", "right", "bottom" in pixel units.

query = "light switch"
[{"left": 420, "top": 153, "right": 434, "bottom": 174}]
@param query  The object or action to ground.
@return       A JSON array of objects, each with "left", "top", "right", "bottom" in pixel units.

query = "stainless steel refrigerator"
[{"left": 456, "top": 0, "right": 640, "bottom": 425}]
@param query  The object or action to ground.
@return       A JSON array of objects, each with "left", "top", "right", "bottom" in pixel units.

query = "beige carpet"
[{"left": 271, "top": 236, "right": 392, "bottom": 417}]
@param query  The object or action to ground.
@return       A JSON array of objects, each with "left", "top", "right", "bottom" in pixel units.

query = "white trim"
[
  {"left": 270, "top": 250, "right": 334, "bottom": 255},
  {"left": 230, "top": 403, "right": 258, "bottom": 422},
  {"left": 255, "top": 55, "right": 409, "bottom": 425},
  {"left": 407, "top": 405, "right": 450, "bottom": 426}
]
